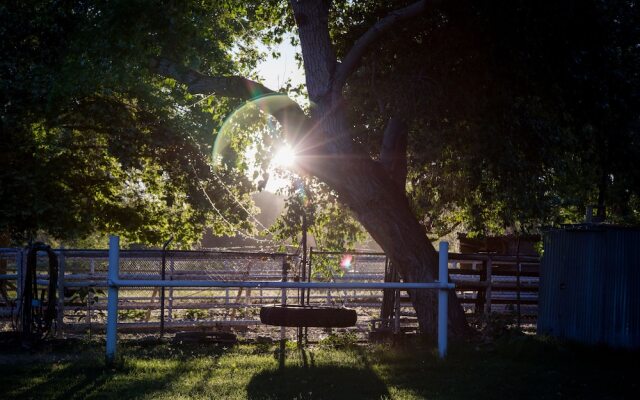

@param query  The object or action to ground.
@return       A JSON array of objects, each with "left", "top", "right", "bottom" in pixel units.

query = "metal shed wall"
[{"left": 538, "top": 227, "right": 640, "bottom": 348}]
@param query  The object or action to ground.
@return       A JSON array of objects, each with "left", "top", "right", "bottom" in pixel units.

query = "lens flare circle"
[{"left": 212, "top": 94, "right": 296, "bottom": 171}]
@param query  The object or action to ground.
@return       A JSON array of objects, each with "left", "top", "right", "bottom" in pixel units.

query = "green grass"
[{"left": 0, "top": 334, "right": 637, "bottom": 399}]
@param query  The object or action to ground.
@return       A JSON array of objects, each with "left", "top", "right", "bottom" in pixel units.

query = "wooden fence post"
[
  {"left": 476, "top": 259, "right": 487, "bottom": 314},
  {"left": 16, "top": 249, "right": 24, "bottom": 321},
  {"left": 393, "top": 288, "right": 400, "bottom": 334},
  {"left": 88, "top": 259, "right": 94, "bottom": 325},
  {"left": 516, "top": 259, "right": 521, "bottom": 327},
  {"left": 485, "top": 257, "right": 493, "bottom": 314},
  {"left": 56, "top": 247, "right": 65, "bottom": 337},
  {"left": 168, "top": 258, "right": 174, "bottom": 322}
]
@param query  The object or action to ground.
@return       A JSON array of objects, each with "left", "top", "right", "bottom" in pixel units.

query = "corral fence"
[
  {"left": 103, "top": 237, "right": 453, "bottom": 360},
  {"left": 0, "top": 245, "right": 539, "bottom": 336},
  {"left": 308, "top": 249, "right": 540, "bottom": 332}
]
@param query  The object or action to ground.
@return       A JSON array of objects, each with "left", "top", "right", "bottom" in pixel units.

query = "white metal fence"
[{"left": 0, "top": 245, "right": 540, "bottom": 337}]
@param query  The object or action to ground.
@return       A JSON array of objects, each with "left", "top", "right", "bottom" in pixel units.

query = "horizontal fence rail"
[{"left": 110, "top": 280, "right": 455, "bottom": 289}]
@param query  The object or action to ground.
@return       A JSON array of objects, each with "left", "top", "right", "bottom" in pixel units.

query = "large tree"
[{"left": 152, "top": 0, "right": 472, "bottom": 335}]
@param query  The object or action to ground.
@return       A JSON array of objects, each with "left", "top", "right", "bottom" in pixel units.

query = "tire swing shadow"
[{"left": 247, "top": 346, "right": 390, "bottom": 400}]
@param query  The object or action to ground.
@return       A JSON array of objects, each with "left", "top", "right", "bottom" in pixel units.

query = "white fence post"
[
  {"left": 438, "top": 241, "right": 449, "bottom": 359},
  {"left": 106, "top": 236, "right": 120, "bottom": 364}
]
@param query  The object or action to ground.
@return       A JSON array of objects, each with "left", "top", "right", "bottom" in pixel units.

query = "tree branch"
[
  {"left": 150, "top": 56, "right": 310, "bottom": 139},
  {"left": 150, "top": 57, "right": 275, "bottom": 99},
  {"left": 149, "top": 56, "right": 335, "bottom": 178},
  {"left": 332, "top": 0, "right": 439, "bottom": 93}
]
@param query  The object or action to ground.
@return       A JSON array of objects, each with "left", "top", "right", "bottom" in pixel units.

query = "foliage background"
[{"left": 1, "top": 0, "right": 638, "bottom": 249}]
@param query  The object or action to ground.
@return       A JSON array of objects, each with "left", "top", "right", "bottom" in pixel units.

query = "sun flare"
[{"left": 272, "top": 145, "right": 296, "bottom": 168}]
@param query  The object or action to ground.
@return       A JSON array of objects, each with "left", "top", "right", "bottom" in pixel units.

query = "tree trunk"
[
  {"left": 290, "top": 0, "right": 469, "bottom": 337},
  {"left": 303, "top": 139, "right": 468, "bottom": 336}
]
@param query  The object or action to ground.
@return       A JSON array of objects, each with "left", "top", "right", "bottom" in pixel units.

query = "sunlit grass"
[{"left": 0, "top": 335, "right": 637, "bottom": 399}]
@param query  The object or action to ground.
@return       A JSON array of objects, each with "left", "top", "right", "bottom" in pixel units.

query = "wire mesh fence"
[
  {"left": 0, "top": 248, "right": 290, "bottom": 335},
  {"left": 305, "top": 250, "right": 388, "bottom": 308},
  {"left": 60, "top": 250, "right": 292, "bottom": 333}
]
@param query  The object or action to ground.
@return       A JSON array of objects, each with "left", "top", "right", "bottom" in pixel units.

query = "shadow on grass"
[
  {"left": 0, "top": 343, "right": 232, "bottom": 400},
  {"left": 3, "top": 337, "right": 639, "bottom": 399},
  {"left": 1, "top": 360, "right": 184, "bottom": 400},
  {"left": 247, "top": 365, "right": 390, "bottom": 400},
  {"left": 367, "top": 336, "right": 640, "bottom": 400}
]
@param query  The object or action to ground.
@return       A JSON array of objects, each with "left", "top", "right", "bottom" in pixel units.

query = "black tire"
[{"left": 260, "top": 305, "right": 357, "bottom": 327}]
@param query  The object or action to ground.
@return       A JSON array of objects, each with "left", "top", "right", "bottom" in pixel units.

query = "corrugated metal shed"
[{"left": 538, "top": 225, "right": 640, "bottom": 348}]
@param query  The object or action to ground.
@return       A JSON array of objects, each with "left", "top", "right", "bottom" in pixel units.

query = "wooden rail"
[{"left": 448, "top": 253, "right": 540, "bottom": 316}]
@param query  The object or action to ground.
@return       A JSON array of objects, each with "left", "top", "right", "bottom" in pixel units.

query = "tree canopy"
[
  {"left": 1, "top": 1, "right": 287, "bottom": 246},
  {"left": 3, "top": 1, "right": 637, "bottom": 248},
  {"left": 334, "top": 0, "right": 640, "bottom": 236}
]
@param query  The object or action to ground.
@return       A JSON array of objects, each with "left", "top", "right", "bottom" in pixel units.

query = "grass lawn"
[{"left": 0, "top": 334, "right": 637, "bottom": 399}]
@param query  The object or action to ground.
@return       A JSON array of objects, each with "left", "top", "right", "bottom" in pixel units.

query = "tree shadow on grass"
[
  {"left": 1, "top": 344, "right": 232, "bottom": 400},
  {"left": 367, "top": 337, "right": 640, "bottom": 400},
  {"left": 2, "top": 359, "right": 185, "bottom": 400},
  {"left": 247, "top": 347, "right": 390, "bottom": 400},
  {"left": 247, "top": 366, "right": 390, "bottom": 400}
]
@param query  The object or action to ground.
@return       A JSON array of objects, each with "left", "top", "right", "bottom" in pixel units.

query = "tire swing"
[
  {"left": 260, "top": 254, "right": 357, "bottom": 329},
  {"left": 260, "top": 304, "right": 357, "bottom": 328}
]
